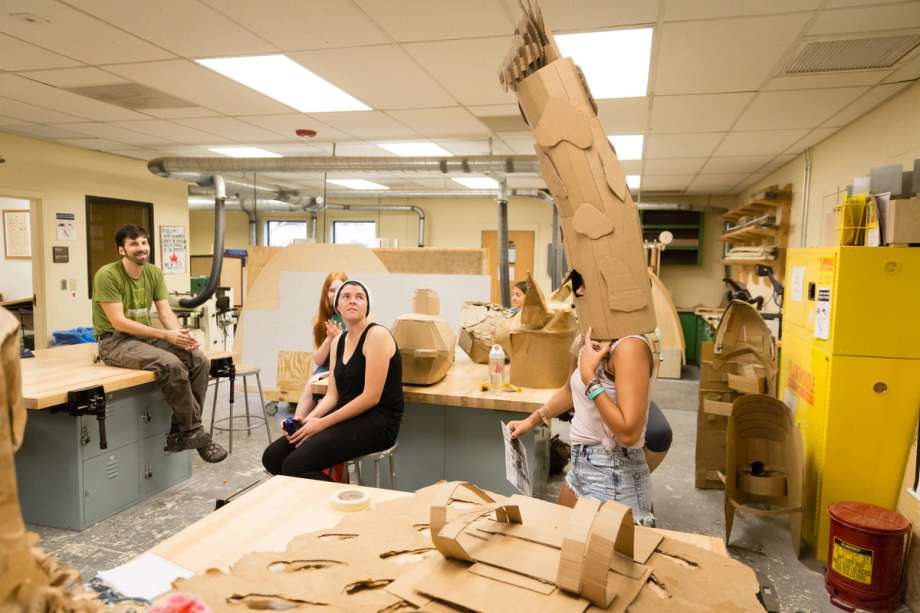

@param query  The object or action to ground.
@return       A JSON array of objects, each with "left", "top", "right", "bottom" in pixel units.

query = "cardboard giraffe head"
[{"left": 499, "top": 0, "right": 656, "bottom": 341}]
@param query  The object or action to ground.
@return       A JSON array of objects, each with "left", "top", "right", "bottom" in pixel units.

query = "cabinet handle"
[
  {"left": 142, "top": 409, "right": 152, "bottom": 423},
  {"left": 144, "top": 466, "right": 153, "bottom": 480}
]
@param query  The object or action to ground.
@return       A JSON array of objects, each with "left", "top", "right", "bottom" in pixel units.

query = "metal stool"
[
  {"left": 208, "top": 358, "right": 271, "bottom": 454},
  {"left": 347, "top": 442, "right": 398, "bottom": 489}
]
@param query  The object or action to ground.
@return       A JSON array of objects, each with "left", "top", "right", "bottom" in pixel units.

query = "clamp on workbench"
[{"left": 52, "top": 385, "right": 108, "bottom": 450}]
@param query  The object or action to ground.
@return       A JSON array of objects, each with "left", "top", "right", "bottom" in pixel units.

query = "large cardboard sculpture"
[
  {"left": 169, "top": 480, "right": 764, "bottom": 612},
  {"left": 500, "top": 1, "right": 656, "bottom": 342},
  {"left": 0, "top": 308, "right": 102, "bottom": 612},
  {"left": 459, "top": 302, "right": 514, "bottom": 364},
  {"left": 649, "top": 270, "right": 685, "bottom": 380},
  {"left": 696, "top": 301, "right": 777, "bottom": 489},
  {"left": 392, "top": 289, "right": 457, "bottom": 385},
  {"left": 724, "top": 394, "right": 804, "bottom": 557}
]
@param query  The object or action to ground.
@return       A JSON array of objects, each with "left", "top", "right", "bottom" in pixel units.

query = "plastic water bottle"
[{"left": 489, "top": 344, "right": 505, "bottom": 390}]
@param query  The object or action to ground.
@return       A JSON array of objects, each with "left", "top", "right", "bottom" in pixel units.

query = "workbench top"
[
  {"left": 310, "top": 348, "right": 556, "bottom": 414},
  {"left": 21, "top": 343, "right": 236, "bottom": 411}
]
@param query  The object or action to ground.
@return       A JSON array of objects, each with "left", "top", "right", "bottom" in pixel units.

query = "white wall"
[{"left": 0, "top": 197, "right": 32, "bottom": 302}]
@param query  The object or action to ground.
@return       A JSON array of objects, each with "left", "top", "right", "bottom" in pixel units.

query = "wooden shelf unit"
[{"left": 720, "top": 184, "right": 792, "bottom": 277}]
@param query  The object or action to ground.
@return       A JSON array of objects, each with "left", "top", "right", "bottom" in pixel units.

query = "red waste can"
[{"left": 825, "top": 501, "right": 910, "bottom": 612}]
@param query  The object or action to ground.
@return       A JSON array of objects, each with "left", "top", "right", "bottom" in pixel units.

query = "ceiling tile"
[
  {"left": 103, "top": 60, "right": 292, "bottom": 116},
  {"left": 468, "top": 104, "right": 520, "bottom": 117},
  {"left": 108, "top": 119, "right": 233, "bottom": 144},
  {"left": 619, "top": 159, "right": 643, "bottom": 175},
  {"left": 714, "top": 130, "right": 809, "bottom": 156},
  {"left": 516, "top": 0, "right": 659, "bottom": 30},
  {"left": 645, "top": 132, "right": 725, "bottom": 158},
  {"left": 686, "top": 173, "right": 750, "bottom": 192},
  {"left": 328, "top": 142, "right": 395, "bottom": 157},
  {"left": 140, "top": 107, "right": 222, "bottom": 119},
  {"left": 760, "top": 155, "right": 798, "bottom": 175},
  {"left": 500, "top": 135, "right": 536, "bottom": 155},
  {"left": 0, "top": 96, "right": 83, "bottom": 123},
  {"left": 174, "top": 117, "right": 288, "bottom": 142},
  {"left": 289, "top": 45, "right": 455, "bottom": 110},
  {"left": 650, "top": 93, "right": 753, "bottom": 133},
  {"left": 808, "top": 3, "right": 920, "bottom": 35},
  {"left": 643, "top": 157, "right": 707, "bottom": 175},
  {"left": 734, "top": 87, "right": 867, "bottom": 130},
  {"left": 0, "top": 33, "right": 81, "bottom": 70},
  {"left": 100, "top": 148, "right": 160, "bottom": 160},
  {"left": 403, "top": 37, "right": 517, "bottom": 106},
  {"left": 254, "top": 143, "right": 334, "bottom": 155},
  {"left": 597, "top": 97, "right": 649, "bottom": 133},
  {"left": 56, "top": 122, "right": 174, "bottom": 145},
  {"left": 201, "top": 0, "right": 389, "bottom": 50},
  {"left": 0, "top": 121, "right": 89, "bottom": 140},
  {"left": 884, "top": 47, "right": 920, "bottom": 83},
  {"left": 55, "top": 137, "right": 133, "bottom": 151},
  {"left": 0, "top": 74, "right": 148, "bottom": 121},
  {"left": 438, "top": 139, "right": 497, "bottom": 155},
  {"left": 386, "top": 108, "right": 491, "bottom": 138},
  {"left": 823, "top": 82, "right": 912, "bottom": 128},
  {"left": 306, "top": 111, "right": 419, "bottom": 139},
  {"left": 701, "top": 155, "right": 774, "bottom": 174},
  {"left": 412, "top": 177, "right": 454, "bottom": 189},
  {"left": 507, "top": 176, "right": 547, "bottom": 189},
  {"left": 71, "top": 0, "right": 276, "bottom": 57},
  {"left": 19, "top": 67, "right": 127, "bottom": 88},
  {"left": 783, "top": 127, "right": 838, "bottom": 154},
  {"left": 654, "top": 13, "right": 811, "bottom": 95},
  {"left": 237, "top": 114, "right": 351, "bottom": 142},
  {"left": 764, "top": 71, "right": 888, "bottom": 91},
  {"left": 663, "top": 0, "right": 820, "bottom": 20},
  {"left": 354, "top": 0, "right": 513, "bottom": 42},
  {"left": 0, "top": 0, "right": 174, "bottom": 63},
  {"left": 641, "top": 174, "right": 694, "bottom": 191}
]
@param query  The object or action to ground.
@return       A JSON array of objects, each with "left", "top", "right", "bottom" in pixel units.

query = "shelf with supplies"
[
  {"left": 720, "top": 184, "right": 792, "bottom": 277},
  {"left": 641, "top": 209, "right": 705, "bottom": 266}
]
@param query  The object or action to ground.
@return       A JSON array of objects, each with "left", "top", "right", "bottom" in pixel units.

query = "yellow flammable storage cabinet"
[{"left": 780, "top": 246, "right": 920, "bottom": 559}]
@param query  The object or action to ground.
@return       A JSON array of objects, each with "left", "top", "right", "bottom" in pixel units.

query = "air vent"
[
  {"left": 784, "top": 34, "right": 920, "bottom": 74},
  {"left": 65, "top": 83, "right": 195, "bottom": 110}
]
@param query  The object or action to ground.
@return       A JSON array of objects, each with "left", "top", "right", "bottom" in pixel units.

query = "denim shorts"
[{"left": 565, "top": 444, "right": 656, "bottom": 527}]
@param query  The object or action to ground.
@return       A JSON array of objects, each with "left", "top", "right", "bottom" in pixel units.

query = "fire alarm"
[{"left": 295, "top": 129, "right": 317, "bottom": 138}]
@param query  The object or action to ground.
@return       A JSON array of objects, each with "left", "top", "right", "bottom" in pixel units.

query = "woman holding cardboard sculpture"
[
  {"left": 262, "top": 280, "right": 404, "bottom": 481},
  {"left": 508, "top": 327, "right": 657, "bottom": 525}
]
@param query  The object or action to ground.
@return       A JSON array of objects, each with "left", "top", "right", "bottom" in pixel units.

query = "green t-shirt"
[{"left": 92, "top": 261, "right": 167, "bottom": 336}]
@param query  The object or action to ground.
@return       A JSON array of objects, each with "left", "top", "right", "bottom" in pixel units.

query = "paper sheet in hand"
[
  {"left": 502, "top": 422, "right": 532, "bottom": 495},
  {"left": 96, "top": 552, "right": 194, "bottom": 601}
]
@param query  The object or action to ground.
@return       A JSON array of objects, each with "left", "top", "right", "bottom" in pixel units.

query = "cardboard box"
[
  {"left": 657, "top": 347, "right": 683, "bottom": 380},
  {"left": 727, "top": 373, "right": 765, "bottom": 394},
  {"left": 510, "top": 328, "right": 577, "bottom": 389},
  {"left": 412, "top": 289, "right": 441, "bottom": 316},
  {"left": 392, "top": 314, "right": 456, "bottom": 385},
  {"left": 882, "top": 197, "right": 920, "bottom": 245}
]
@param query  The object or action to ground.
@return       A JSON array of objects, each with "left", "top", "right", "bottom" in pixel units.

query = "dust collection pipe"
[{"left": 180, "top": 175, "right": 225, "bottom": 308}]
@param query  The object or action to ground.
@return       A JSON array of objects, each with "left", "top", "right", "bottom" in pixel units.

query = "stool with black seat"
[
  {"left": 346, "top": 442, "right": 398, "bottom": 489},
  {"left": 207, "top": 357, "right": 271, "bottom": 454}
]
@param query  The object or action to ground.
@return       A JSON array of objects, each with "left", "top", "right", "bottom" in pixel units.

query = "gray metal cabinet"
[{"left": 16, "top": 383, "right": 191, "bottom": 531}]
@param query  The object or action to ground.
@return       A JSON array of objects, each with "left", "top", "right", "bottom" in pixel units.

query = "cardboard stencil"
[{"left": 500, "top": 2, "right": 656, "bottom": 341}]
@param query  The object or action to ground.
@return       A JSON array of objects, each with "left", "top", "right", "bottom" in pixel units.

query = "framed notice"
[
  {"left": 3, "top": 209, "right": 31, "bottom": 259},
  {"left": 160, "top": 225, "right": 187, "bottom": 274}
]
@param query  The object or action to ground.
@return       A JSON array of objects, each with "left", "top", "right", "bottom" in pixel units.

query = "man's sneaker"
[{"left": 196, "top": 439, "right": 228, "bottom": 463}]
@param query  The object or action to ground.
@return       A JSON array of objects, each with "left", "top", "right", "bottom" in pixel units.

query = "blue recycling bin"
[{"left": 51, "top": 327, "right": 95, "bottom": 345}]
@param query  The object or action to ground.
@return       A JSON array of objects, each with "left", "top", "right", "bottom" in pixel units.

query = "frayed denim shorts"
[{"left": 565, "top": 444, "right": 656, "bottom": 527}]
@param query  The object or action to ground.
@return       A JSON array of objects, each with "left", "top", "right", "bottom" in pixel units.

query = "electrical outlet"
[
  {"left": 68, "top": 279, "right": 77, "bottom": 290},
  {"left": 60, "top": 279, "right": 67, "bottom": 290}
]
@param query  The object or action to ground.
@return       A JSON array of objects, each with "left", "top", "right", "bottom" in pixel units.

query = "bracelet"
[
  {"left": 536, "top": 406, "right": 551, "bottom": 426},
  {"left": 586, "top": 381, "right": 605, "bottom": 401}
]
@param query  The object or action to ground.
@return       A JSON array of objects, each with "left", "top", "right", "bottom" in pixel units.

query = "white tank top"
[{"left": 568, "top": 335, "right": 655, "bottom": 450}]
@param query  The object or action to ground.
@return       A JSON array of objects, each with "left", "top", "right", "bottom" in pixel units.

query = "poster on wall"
[
  {"left": 56, "top": 212, "right": 76, "bottom": 241},
  {"left": 160, "top": 225, "right": 187, "bottom": 274},
  {"left": 3, "top": 209, "right": 31, "bottom": 259}
]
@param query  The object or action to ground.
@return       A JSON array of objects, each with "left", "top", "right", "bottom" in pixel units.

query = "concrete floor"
[{"left": 26, "top": 370, "right": 868, "bottom": 612}]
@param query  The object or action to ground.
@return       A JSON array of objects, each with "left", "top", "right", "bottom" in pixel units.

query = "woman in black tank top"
[{"left": 262, "top": 280, "right": 404, "bottom": 481}]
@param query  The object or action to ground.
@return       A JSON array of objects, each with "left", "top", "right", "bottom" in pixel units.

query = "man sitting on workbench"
[{"left": 92, "top": 224, "right": 227, "bottom": 463}]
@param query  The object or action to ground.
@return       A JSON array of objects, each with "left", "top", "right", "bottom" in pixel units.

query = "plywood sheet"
[{"left": 373, "top": 248, "right": 488, "bottom": 275}]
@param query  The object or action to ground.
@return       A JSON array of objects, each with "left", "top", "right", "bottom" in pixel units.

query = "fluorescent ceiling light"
[
  {"left": 607, "top": 134, "right": 644, "bottom": 160},
  {"left": 452, "top": 176, "right": 500, "bottom": 189},
  {"left": 627, "top": 175, "right": 641, "bottom": 190},
  {"left": 209, "top": 146, "right": 281, "bottom": 158},
  {"left": 327, "top": 179, "right": 389, "bottom": 190},
  {"left": 377, "top": 142, "right": 453, "bottom": 157},
  {"left": 556, "top": 28, "right": 653, "bottom": 99},
  {"left": 196, "top": 54, "right": 370, "bottom": 112}
]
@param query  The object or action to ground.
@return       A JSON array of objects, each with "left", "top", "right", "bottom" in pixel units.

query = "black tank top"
[{"left": 334, "top": 323, "right": 404, "bottom": 423}]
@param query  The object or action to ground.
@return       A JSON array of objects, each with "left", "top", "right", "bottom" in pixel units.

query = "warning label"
[{"left": 831, "top": 538, "right": 873, "bottom": 585}]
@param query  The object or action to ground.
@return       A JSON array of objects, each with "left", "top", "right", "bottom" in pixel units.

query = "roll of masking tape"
[{"left": 330, "top": 489, "right": 370, "bottom": 512}]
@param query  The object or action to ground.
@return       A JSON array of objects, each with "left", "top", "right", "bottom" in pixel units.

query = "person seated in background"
[
  {"left": 290, "top": 272, "right": 347, "bottom": 421},
  {"left": 262, "top": 280, "right": 404, "bottom": 480},
  {"left": 509, "top": 280, "right": 528, "bottom": 314},
  {"left": 508, "top": 327, "right": 658, "bottom": 525},
  {"left": 93, "top": 224, "right": 227, "bottom": 463}
]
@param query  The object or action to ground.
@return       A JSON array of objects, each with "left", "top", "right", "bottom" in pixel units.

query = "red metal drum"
[{"left": 825, "top": 501, "right": 910, "bottom": 612}]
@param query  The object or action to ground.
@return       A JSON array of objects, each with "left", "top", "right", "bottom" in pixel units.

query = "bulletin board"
[
  {"left": 160, "top": 225, "right": 187, "bottom": 274},
  {"left": 3, "top": 209, "right": 31, "bottom": 259}
]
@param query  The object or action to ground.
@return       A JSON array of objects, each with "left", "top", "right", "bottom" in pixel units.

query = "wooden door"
[
  {"left": 481, "top": 230, "right": 535, "bottom": 304},
  {"left": 85, "top": 196, "right": 153, "bottom": 298}
]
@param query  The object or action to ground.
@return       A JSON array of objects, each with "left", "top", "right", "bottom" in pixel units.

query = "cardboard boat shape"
[
  {"left": 499, "top": 0, "right": 656, "bottom": 342},
  {"left": 724, "top": 394, "right": 804, "bottom": 557},
  {"left": 649, "top": 270, "right": 685, "bottom": 379},
  {"left": 713, "top": 300, "right": 777, "bottom": 395},
  {"left": 392, "top": 290, "right": 457, "bottom": 385}
]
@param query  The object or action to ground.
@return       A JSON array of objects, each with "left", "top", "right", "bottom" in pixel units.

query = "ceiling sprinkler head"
[{"left": 295, "top": 129, "right": 317, "bottom": 138}]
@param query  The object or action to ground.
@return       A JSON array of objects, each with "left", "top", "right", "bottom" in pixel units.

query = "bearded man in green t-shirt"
[{"left": 93, "top": 225, "right": 227, "bottom": 463}]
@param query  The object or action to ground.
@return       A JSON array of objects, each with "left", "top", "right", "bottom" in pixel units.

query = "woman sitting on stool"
[{"left": 262, "top": 280, "right": 403, "bottom": 481}]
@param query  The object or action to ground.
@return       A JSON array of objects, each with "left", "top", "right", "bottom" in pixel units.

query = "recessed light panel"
[{"left": 556, "top": 28, "right": 653, "bottom": 99}]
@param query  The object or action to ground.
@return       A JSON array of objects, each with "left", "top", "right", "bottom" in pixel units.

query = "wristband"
[{"left": 586, "top": 381, "right": 605, "bottom": 401}]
